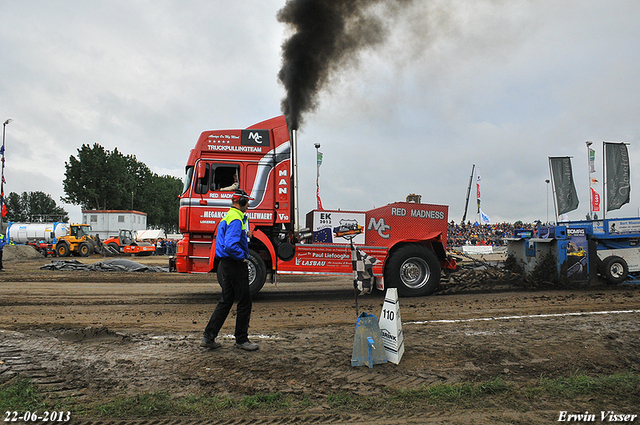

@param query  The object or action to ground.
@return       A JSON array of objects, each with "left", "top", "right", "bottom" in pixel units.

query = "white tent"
[{"left": 136, "top": 229, "right": 166, "bottom": 240}]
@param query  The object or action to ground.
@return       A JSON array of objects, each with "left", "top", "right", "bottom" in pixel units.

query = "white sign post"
[{"left": 379, "top": 288, "right": 404, "bottom": 364}]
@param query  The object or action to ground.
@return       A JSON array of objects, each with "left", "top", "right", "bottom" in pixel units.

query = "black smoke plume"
[{"left": 278, "top": 0, "right": 396, "bottom": 130}]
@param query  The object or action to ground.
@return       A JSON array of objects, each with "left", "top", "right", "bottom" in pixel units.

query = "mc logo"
[
  {"left": 368, "top": 217, "right": 390, "bottom": 239},
  {"left": 247, "top": 132, "right": 263, "bottom": 144}
]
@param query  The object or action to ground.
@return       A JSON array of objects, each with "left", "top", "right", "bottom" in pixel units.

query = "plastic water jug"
[{"left": 351, "top": 312, "right": 387, "bottom": 367}]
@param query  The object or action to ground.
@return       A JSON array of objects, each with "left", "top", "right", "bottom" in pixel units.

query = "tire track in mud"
[
  {"left": 0, "top": 332, "right": 88, "bottom": 401},
  {"left": 0, "top": 326, "right": 450, "bottom": 425},
  {"left": 189, "top": 326, "right": 445, "bottom": 397},
  {"left": 0, "top": 325, "right": 445, "bottom": 401}
]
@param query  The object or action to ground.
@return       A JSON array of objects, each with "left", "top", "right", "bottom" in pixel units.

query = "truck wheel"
[
  {"left": 385, "top": 244, "right": 441, "bottom": 297},
  {"left": 108, "top": 242, "right": 120, "bottom": 254},
  {"left": 247, "top": 249, "right": 267, "bottom": 296},
  {"left": 56, "top": 242, "right": 70, "bottom": 257},
  {"left": 602, "top": 256, "right": 628, "bottom": 284},
  {"left": 78, "top": 242, "right": 92, "bottom": 257}
]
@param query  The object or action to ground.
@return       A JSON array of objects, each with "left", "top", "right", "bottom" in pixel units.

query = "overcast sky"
[{"left": 1, "top": 0, "right": 639, "bottom": 226}]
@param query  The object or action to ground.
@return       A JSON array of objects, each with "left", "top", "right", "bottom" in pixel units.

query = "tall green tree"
[
  {"left": 4, "top": 191, "right": 69, "bottom": 223},
  {"left": 62, "top": 144, "right": 142, "bottom": 210},
  {"left": 62, "top": 143, "right": 182, "bottom": 232},
  {"left": 141, "top": 174, "right": 183, "bottom": 234}
]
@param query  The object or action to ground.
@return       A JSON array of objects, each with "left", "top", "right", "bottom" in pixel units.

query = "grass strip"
[
  {"left": 530, "top": 370, "right": 640, "bottom": 398},
  {"left": 0, "top": 378, "right": 47, "bottom": 412},
  {"left": 2, "top": 371, "right": 639, "bottom": 419}
]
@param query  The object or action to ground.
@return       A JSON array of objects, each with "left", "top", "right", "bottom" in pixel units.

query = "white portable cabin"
[{"left": 82, "top": 210, "right": 148, "bottom": 240}]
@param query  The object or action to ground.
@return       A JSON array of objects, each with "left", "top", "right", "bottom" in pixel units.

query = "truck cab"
[{"left": 175, "top": 116, "right": 292, "bottom": 276}]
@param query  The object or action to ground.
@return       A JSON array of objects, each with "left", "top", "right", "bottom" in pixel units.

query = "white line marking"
[
  {"left": 406, "top": 310, "right": 640, "bottom": 325},
  {"left": 220, "top": 333, "right": 285, "bottom": 340}
]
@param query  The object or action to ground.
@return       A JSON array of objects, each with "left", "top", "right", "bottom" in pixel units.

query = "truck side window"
[
  {"left": 194, "top": 163, "right": 210, "bottom": 194},
  {"left": 182, "top": 166, "right": 194, "bottom": 195},
  {"left": 213, "top": 166, "right": 240, "bottom": 191}
]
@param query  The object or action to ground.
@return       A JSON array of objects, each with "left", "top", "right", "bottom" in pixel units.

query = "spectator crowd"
[
  {"left": 152, "top": 238, "right": 176, "bottom": 255},
  {"left": 447, "top": 221, "right": 537, "bottom": 247}
]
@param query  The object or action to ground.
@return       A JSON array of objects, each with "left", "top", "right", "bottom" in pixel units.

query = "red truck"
[{"left": 174, "top": 116, "right": 456, "bottom": 296}]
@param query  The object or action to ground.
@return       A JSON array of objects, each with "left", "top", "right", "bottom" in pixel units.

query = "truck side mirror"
[{"left": 196, "top": 161, "right": 207, "bottom": 179}]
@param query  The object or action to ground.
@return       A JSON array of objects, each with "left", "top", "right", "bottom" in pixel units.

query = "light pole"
[
  {"left": 545, "top": 179, "right": 550, "bottom": 224},
  {"left": 1, "top": 118, "right": 13, "bottom": 233}
]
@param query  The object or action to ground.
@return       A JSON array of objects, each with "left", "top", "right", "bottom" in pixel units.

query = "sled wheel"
[
  {"left": 247, "top": 249, "right": 267, "bottom": 296},
  {"left": 602, "top": 255, "right": 628, "bottom": 285},
  {"left": 385, "top": 244, "right": 441, "bottom": 297}
]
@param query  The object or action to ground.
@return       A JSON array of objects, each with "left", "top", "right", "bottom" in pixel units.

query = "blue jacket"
[
  {"left": 0, "top": 234, "right": 6, "bottom": 251},
  {"left": 215, "top": 207, "right": 249, "bottom": 261}
]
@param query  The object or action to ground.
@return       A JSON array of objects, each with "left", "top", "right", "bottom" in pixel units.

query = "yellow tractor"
[{"left": 53, "top": 223, "right": 102, "bottom": 257}]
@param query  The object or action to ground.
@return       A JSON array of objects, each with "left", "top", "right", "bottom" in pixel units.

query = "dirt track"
[{"left": 1, "top": 250, "right": 640, "bottom": 424}]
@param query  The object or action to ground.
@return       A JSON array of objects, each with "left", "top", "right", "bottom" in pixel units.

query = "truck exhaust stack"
[{"left": 291, "top": 128, "right": 300, "bottom": 235}]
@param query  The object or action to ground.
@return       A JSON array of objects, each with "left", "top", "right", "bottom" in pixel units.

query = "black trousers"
[{"left": 204, "top": 258, "right": 252, "bottom": 344}]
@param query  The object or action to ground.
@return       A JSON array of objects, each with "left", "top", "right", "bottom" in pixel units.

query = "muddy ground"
[{"left": 1, "top": 247, "right": 640, "bottom": 424}]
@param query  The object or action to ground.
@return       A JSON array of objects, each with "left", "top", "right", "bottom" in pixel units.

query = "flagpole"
[
  {"left": 548, "top": 157, "right": 559, "bottom": 223},
  {"left": 602, "top": 142, "right": 606, "bottom": 219},
  {"left": 462, "top": 164, "right": 475, "bottom": 223},
  {"left": 1, "top": 118, "right": 12, "bottom": 233},
  {"left": 586, "top": 141, "right": 593, "bottom": 220},
  {"left": 545, "top": 179, "right": 550, "bottom": 224},
  {"left": 476, "top": 167, "right": 481, "bottom": 224}
]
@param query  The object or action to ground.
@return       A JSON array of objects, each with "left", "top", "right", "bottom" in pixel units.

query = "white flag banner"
[
  {"left": 480, "top": 209, "right": 490, "bottom": 224},
  {"left": 589, "top": 148, "right": 596, "bottom": 173}
]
